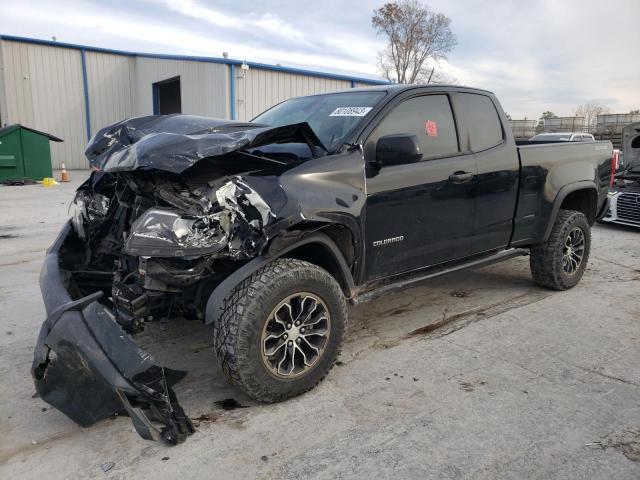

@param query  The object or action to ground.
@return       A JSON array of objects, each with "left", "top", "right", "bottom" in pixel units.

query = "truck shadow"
[
  {"left": 595, "top": 221, "right": 640, "bottom": 233},
  {"left": 138, "top": 257, "right": 539, "bottom": 422}
]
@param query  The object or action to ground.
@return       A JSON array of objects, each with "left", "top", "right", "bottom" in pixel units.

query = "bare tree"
[
  {"left": 372, "top": 0, "right": 456, "bottom": 84},
  {"left": 630, "top": 109, "right": 640, "bottom": 115},
  {"left": 574, "top": 102, "right": 610, "bottom": 126},
  {"left": 425, "top": 66, "right": 459, "bottom": 85}
]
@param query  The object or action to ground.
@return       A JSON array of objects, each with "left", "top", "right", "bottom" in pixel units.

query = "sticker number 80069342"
[{"left": 329, "top": 107, "right": 373, "bottom": 117}]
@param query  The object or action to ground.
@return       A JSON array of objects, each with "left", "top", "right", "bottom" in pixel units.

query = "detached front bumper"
[{"left": 32, "top": 221, "right": 194, "bottom": 444}]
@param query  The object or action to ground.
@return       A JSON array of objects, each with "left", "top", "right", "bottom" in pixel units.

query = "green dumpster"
[{"left": 0, "top": 124, "right": 63, "bottom": 182}]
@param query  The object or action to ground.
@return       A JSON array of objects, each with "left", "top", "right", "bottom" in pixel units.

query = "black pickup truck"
[{"left": 33, "top": 85, "right": 614, "bottom": 443}]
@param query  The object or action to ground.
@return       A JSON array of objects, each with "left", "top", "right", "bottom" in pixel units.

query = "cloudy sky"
[{"left": 1, "top": 0, "right": 638, "bottom": 118}]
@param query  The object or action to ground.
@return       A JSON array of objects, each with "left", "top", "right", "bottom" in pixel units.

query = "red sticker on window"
[{"left": 425, "top": 120, "right": 438, "bottom": 137}]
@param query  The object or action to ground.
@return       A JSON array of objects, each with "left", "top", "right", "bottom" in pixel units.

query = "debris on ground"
[
  {"left": 585, "top": 442, "right": 605, "bottom": 449},
  {"left": 458, "top": 380, "right": 487, "bottom": 392},
  {"left": 214, "top": 399, "right": 247, "bottom": 410},
  {"left": 194, "top": 412, "right": 221, "bottom": 422},
  {"left": 450, "top": 290, "right": 471, "bottom": 298},
  {"left": 100, "top": 462, "right": 115, "bottom": 473},
  {"left": 0, "top": 178, "right": 38, "bottom": 186},
  {"left": 192, "top": 412, "right": 223, "bottom": 425},
  {"left": 588, "top": 429, "right": 640, "bottom": 462}
]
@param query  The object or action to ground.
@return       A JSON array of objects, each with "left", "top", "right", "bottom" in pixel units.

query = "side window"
[
  {"left": 369, "top": 94, "right": 459, "bottom": 160},
  {"left": 456, "top": 93, "right": 504, "bottom": 152}
]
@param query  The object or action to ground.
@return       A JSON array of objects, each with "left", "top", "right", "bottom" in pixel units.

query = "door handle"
[{"left": 448, "top": 171, "right": 474, "bottom": 183}]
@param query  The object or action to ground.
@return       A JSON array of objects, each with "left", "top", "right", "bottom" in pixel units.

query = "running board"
[{"left": 351, "top": 248, "right": 529, "bottom": 304}]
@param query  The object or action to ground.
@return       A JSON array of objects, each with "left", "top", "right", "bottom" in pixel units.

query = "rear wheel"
[
  {"left": 529, "top": 209, "right": 591, "bottom": 290},
  {"left": 213, "top": 258, "right": 347, "bottom": 402}
]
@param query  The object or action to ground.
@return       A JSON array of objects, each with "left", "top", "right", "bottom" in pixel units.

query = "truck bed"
[{"left": 510, "top": 140, "right": 613, "bottom": 245}]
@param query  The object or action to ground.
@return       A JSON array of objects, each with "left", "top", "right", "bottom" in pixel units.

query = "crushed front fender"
[{"left": 32, "top": 222, "right": 194, "bottom": 444}]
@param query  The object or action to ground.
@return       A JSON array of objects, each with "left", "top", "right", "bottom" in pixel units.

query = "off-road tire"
[
  {"left": 213, "top": 258, "right": 347, "bottom": 402},
  {"left": 530, "top": 209, "right": 591, "bottom": 290}
]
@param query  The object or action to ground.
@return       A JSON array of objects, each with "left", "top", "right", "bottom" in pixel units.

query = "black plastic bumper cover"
[
  {"left": 32, "top": 221, "right": 194, "bottom": 444},
  {"left": 596, "top": 196, "right": 611, "bottom": 221}
]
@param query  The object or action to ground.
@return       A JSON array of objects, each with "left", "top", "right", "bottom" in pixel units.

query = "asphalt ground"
[{"left": 1, "top": 175, "right": 638, "bottom": 479}]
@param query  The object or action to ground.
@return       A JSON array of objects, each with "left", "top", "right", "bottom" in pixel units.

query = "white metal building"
[{"left": 0, "top": 35, "right": 387, "bottom": 169}]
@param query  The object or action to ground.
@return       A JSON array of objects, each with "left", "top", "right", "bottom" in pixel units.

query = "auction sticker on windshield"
[{"left": 329, "top": 107, "right": 373, "bottom": 117}]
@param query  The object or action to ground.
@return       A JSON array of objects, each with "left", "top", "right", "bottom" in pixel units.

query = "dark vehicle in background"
[
  {"left": 602, "top": 122, "right": 640, "bottom": 227},
  {"left": 33, "top": 85, "right": 614, "bottom": 443},
  {"left": 530, "top": 132, "right": 595, "bottom": 142}
]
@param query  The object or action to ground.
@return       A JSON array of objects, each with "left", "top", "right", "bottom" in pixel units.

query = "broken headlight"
[
  {"left": 70, "top": 191, "right": 110, "bottom": 240},
  {"left": 125, "top": 208, "right": 227, "bottom": 257}
]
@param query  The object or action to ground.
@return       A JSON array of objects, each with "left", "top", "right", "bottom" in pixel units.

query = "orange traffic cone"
[{"left": 60, "top": 162, "right": 71, "bottom": 182}]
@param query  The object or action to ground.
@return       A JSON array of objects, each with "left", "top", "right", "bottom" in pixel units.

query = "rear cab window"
[
  {"left": 367, "top": 94, "right": 460, "bottom": 160},
  {"left": 454, "top": 93, "right": 504, "bottom": 152}
]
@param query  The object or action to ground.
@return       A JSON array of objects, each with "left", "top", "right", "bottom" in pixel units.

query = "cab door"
[
  {"left": 451, "top": 93, "right": 519, "bottom": 254},
  {"left": 362, "top": 92, "right": 477, "bottom": 281}
]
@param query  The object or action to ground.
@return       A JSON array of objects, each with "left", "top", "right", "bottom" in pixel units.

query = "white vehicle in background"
[{"left": 530, "top": 132, "right": 595, "bottom": 142}]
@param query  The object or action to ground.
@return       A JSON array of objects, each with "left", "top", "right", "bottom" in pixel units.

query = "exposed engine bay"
[
  {"left": 68, "top": 169, "right": 275, "bottom": 333},
  {"left": 64, "top": 115, "right": 325, "bottom": 333}
]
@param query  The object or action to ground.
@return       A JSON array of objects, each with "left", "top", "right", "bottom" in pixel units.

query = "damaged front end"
[{"left": 32, "top": 115, "right": 318, "bottom": 443}]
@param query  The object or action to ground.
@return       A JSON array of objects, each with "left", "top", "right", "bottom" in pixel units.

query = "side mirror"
[{"left": 376, "top": 134, "right": 422, "bottom": 166}]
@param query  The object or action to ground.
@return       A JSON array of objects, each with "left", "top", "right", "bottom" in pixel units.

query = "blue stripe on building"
[{"left": 79, "top": 48, "right": 92, "bottom": 141}]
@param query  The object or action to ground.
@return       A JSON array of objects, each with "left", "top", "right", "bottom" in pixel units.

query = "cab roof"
[{"left": 336, "top": 84, "right": 494, "bottom": 95}]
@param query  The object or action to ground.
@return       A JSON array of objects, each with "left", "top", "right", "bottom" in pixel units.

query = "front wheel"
[
  {"left": 529, "top": 209, "right": 591, "bottom": 290},
  {"left": 213, "top": 258, "right": 347, "bottom": 402}
]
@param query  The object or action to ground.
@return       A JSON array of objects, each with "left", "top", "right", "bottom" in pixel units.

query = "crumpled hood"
[
  {"left": 622, "top": 122, "right": 640, "bottom": 176},
  {"left": 85, "top": 114, "right": 326, "bottom": 174}
]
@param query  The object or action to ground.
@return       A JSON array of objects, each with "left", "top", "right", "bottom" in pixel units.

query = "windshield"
[
  {"left": 253, "top": 91, "right": 385, "bottom": 152},
  {"left": 531, "top": 134, "right": 571, "bottom": 141}
]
